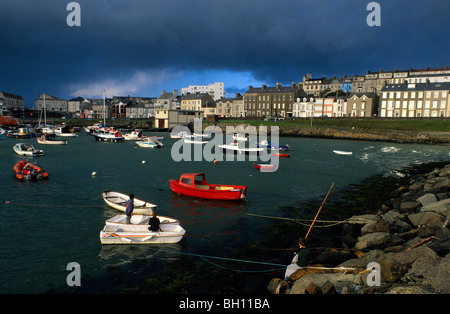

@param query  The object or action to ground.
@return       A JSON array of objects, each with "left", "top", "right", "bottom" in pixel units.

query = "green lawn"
[{"left": 213, "top": 118, "right": 450, "bottom": 132}]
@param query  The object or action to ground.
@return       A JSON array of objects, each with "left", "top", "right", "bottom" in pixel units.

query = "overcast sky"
[{"left": 1, "top": 0, "right": 449, "bottom": 107}]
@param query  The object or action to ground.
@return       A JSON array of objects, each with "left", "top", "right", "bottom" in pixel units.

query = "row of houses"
[{"left": 2, "top": 66, "right": 450, "bottom": 129}]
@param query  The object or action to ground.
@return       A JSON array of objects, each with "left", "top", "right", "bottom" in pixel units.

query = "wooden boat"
[
  {"left": 136, "top": 136, "right": 163, "bottom": 148},
  {"left": 169, "top": 173, "right": 247, "bottom": 200},
  {"left": 271, "top": 152, "right": 290, "bottom": 158},
  {"left": 102, "top": 190, "right": 157, "bottom": 215},
  {"left": 13, "top": 143, "right": 44, "bottom": 157},
  {"left": 333, "top": 150, "right": 353, "bottom": 155},
  {"left": 99, "top": 214, "right": 186, "bottom": 244},
  {"left": 37, "top": 134, "right": 67, "bottom": 145},
  {"left": 254, "top": 163, "right": 276, "bottom": 170},
  {"left": 13, "top": 160, "right": 49, "bottom": 181}
]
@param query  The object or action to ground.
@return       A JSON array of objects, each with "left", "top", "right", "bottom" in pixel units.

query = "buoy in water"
[
  {"left": 142, "top": 160, "right": 146, "bottom": 164},
  {"left": 92, "top": 172, "right": 97, "bottom": 177}
]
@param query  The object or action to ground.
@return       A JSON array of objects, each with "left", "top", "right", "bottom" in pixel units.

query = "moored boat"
[
  {"left": 55, "top": 125, "right": 78, "bottom": 137},
  {"left": 94, "top": 127, "right": 125, "bottom": 142},
  {"left": 0, "top": 127, "right": 6, "bottom": 140},
  {"left": 13, "top": 160, "right": 49, "bottom": 181},
  {"left": 37, "top": 134, "right": 68, "bottom": 145},
  {"left": 136, "top": 136, "right": 163, "bottom": 148},
  {"left": 254, "top": 163, "right": 276, "bottom": 170},
  {"left": 258, "top": 140, "right": 291, "bottom": 151},
  {"left": 7, "top": 127, "right": 31, "bottom": 139},
  {"left": 102, "top": 190, "right": 157, "bottom": 215},
  {"left": 99, "top": 214, "right": 186, "bottom": 244},
  {"left": 13, "top": 143, "right": 44, "bottom": 157},
  {"left": 333, "top": 150, "right": 353, "bottom": 155},
  {"left": 123, "top": 130, "right": 144, "bottom": 140},
  {"left": 271, "top": 152, "right": 290, "bottom": 158},
  {"left": 218, "top": 142, "right": 264, "bottom": 155},
  {"left": 169, "top": 173, "right": 247, "bottom": 200}
]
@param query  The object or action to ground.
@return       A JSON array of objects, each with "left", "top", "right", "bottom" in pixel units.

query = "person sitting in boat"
[
  {"left": 148, "top": 210, "right": 160, "bottom": 232},
  {"left": 125, "top": 194, "right": 134, "bottom": 224}
]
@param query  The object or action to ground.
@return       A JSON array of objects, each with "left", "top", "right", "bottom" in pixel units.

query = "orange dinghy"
[{"left": 13, "top": 160, "right": 49, "bottom": 181}]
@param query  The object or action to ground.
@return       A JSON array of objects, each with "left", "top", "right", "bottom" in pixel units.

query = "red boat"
[
  {"left": 254, "top": 163, "right": 276, "bottom": 170},
  {"left": 169, "top": 173, "right": 247, "bottom": 200},
  {"left": 271, "top": 152, "right": 290, "bottom": 158}
]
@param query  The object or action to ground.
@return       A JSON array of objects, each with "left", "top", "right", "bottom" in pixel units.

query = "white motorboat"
[
  {"left": 218, "top": 142, "right": 264, "bottom": 155},
  {"left": 136, "top": 136, "right": 163, "bottom": 148},
  {"left": 13, "top": 143, "right": 44, "bottom": 156},
  {"left": 183, "top": 138, "right": 208, "bottom": 144},
  {"left": 55, "top": 125, "right": 78, "bottom": 137},
  {"left": 99, "top": 214, "right": 186, "bottom": 244},
  {"left": 84, "top": 123, "right": 103, "bottom": 135},
  {"left": 123, "top": 130, "right": 144, "bottom": 141},
  {"left": 233, "top": 133, "right": 249, "bottom": 141},
  {"left": 94, "top": 127, "right": 125, "bottom": 142},
  {"left": 170, "top": 131, "right": 189, "bottom": 139},
  {"left": 102, "top": 190, "right": 157, "bottom": 215},
  {"left": 37, "top": 134, "right": 68, "bottom": 145}
]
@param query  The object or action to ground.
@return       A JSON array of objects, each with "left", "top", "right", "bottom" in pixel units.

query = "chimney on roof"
[
  {"left": 262, "top": 84, "right": 267, "bottom": 90},
  {"left": 276, "top": 83, "right": 281, "bottom": 89},
  {"left": 292, "top": 82, "right": 296, "bottom": 88},
  {"left": 248, "top": 85, "right": 253, "bottom": 90}
]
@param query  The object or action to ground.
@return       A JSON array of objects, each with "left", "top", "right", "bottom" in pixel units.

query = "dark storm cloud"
[{"left": 0, "top": 0, "right": 449, "bottom": 104}]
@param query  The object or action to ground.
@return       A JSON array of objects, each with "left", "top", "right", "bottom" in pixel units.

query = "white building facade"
[{"left": 181, "top": 82, "right": 225, "bottom": 100}]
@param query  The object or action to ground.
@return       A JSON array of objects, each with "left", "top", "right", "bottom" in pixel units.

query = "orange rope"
[{"left": 305, "top": 182, "right": 334, "bottom": 240}]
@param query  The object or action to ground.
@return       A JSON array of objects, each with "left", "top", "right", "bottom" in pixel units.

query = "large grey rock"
[
  {"left": 355, "top": 232, "right": 392, "bottom": 251},
  {"left": 416, "top": 193, "right": 437, "bottom": 206},
  {"left": 378, "top": 246, "right": 439, "bottom": 282},
  {"left": 420, "top": 198, "right": 450, "bottom": 217},
  {"left": 408, "top": 212, "right": 444, "bottom": 227}
]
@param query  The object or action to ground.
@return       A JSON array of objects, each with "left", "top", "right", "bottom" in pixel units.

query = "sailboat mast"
[
  {"left": 103, "top": 89, "right": 106, "bottom": 127},
  {"left": 43, "top": 93, "right": 46, "bottom": 126}
]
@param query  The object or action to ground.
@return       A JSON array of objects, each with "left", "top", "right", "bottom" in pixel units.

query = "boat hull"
[
  {"left": 100, "top": 214, "right": 185, "bottom": 244},
  {"left": 13, "top": 160, "right": 49, "bottom": 181},
  {"left": 94, "top": 134, "right": 125, "bottom": 142},
  {"left": 102, "top": 190, "right": 157, "bottom": 215},
  {"left": 169, "top": 180, "right": 246, "bottom": 200}
]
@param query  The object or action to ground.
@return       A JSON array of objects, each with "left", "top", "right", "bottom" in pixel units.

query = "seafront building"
[
  {"left": 0, "top": 92, "right": 24, "bottom": 111},
  {"left": 380, "top": 81, "right": 450, "bottom": 118},
  {"left": 215, "top": 93, "right": 244, "bottom": 118},
  {"left": 244, "top": 82, "right": 304, "bottom": 118},
  {"left": 181, "top": 82, "right": 225, "bottom": 100}
]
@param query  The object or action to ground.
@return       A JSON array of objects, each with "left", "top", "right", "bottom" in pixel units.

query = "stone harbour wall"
[{"left": 269, "top": 163, "right": 450, "bottom": 294}]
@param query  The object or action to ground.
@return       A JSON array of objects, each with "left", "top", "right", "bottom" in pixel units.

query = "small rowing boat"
[
  {"left": 99, "top": 214, "right": 186, "bottom": 244},
  {"left": 102, "top": 190, "right": 157, "bottom": 215},
  {"left": 254, "top": 163, "right": 276, "bottom": 170},
  {"left": 271, "top": 152, "right": 290, "bottom": 158},
  {"left": 333, "top": 150, "right": 353, "bottom": 155}
]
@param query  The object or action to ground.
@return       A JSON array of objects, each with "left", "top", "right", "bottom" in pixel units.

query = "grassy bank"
[{"left": 212, "top": 118, "right": 450, "bottom": 132}]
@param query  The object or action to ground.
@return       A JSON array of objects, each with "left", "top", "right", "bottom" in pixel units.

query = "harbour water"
[{"left": 0, "top": 131, "right": 449, "bottom": 293}]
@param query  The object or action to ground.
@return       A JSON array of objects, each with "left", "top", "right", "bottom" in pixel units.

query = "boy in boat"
[
  {"left": 125, "top": 194, "right": 134, "bottom": 224},
  {"left": 148, "top": 210, "right": 160, "bottom": 232}
]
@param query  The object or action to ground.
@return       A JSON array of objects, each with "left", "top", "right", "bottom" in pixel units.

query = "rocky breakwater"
[{"left": 269, "top": 163, "right": 450, "bottom": 294}]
